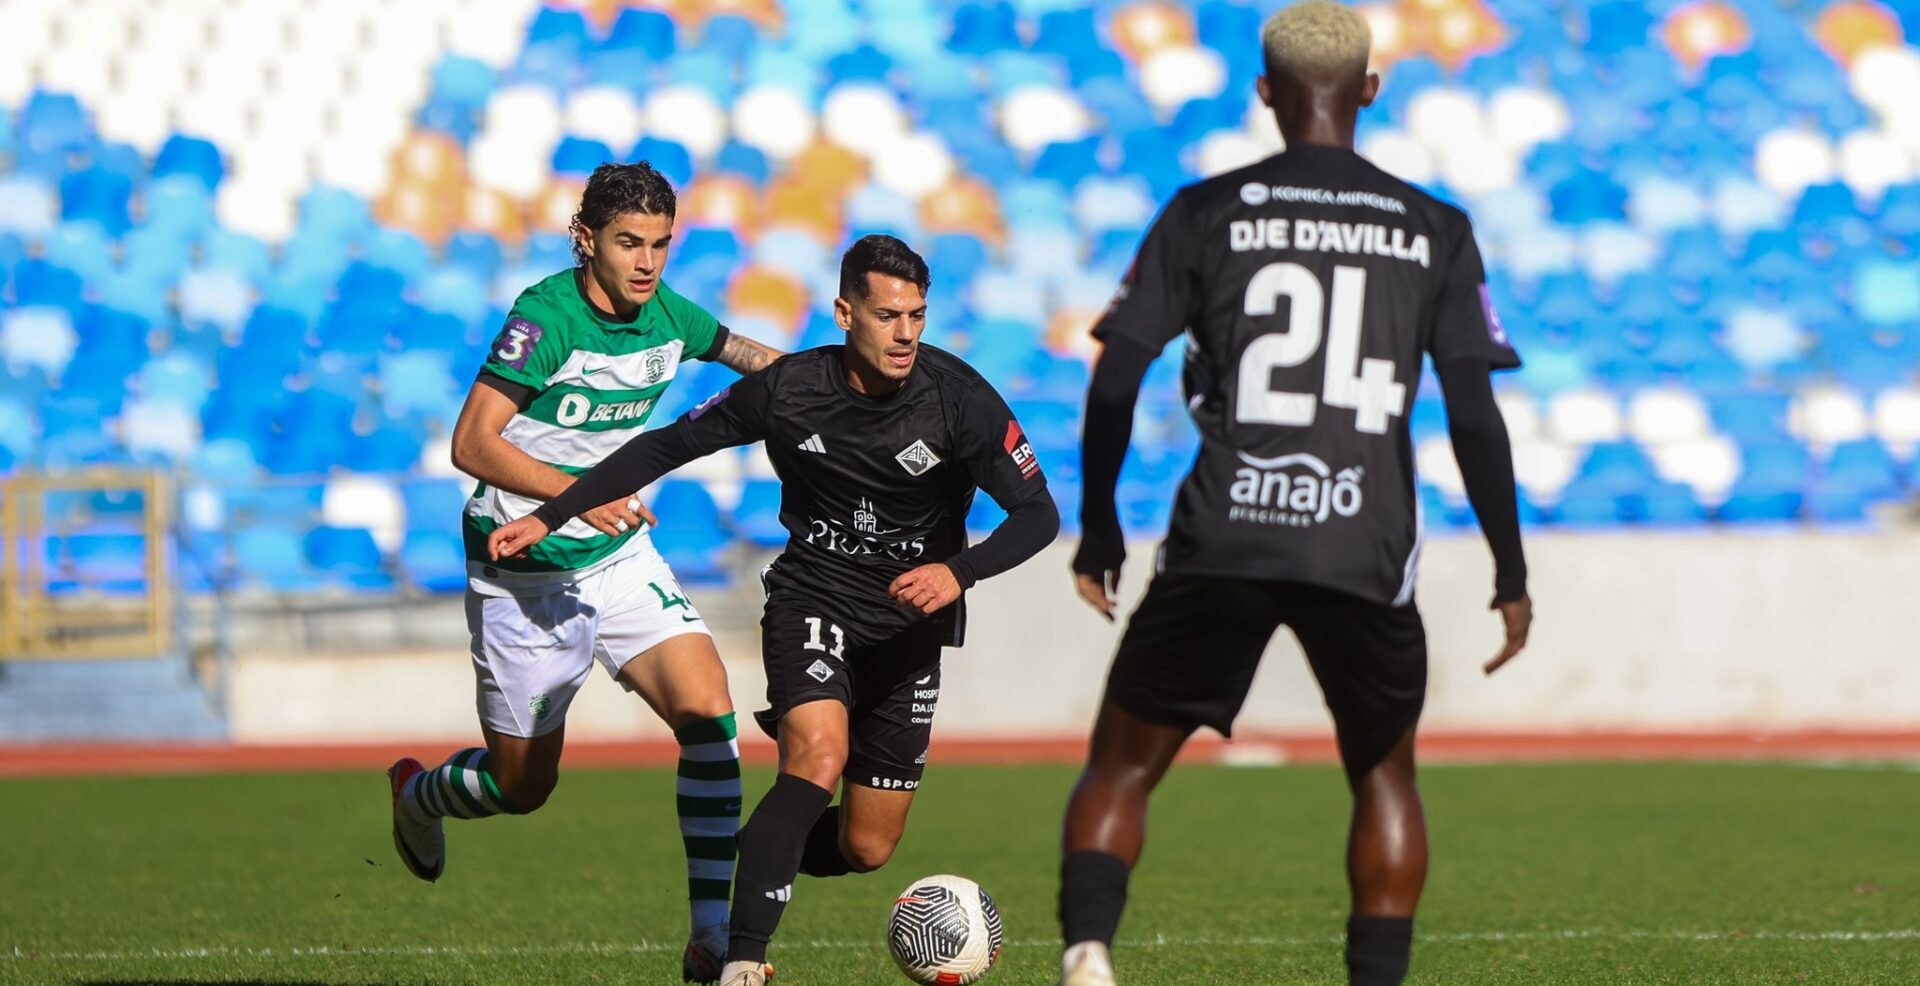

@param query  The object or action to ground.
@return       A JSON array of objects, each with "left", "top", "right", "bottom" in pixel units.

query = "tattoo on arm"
[{"left": 718, "top": 334, "right": 782, "bottom": 375}]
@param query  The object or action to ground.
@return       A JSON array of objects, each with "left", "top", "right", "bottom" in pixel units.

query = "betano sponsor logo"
[
  {"left": 1228, "top": 451, "right": 1365, "bottom": 527},
  {"left": 553, "top": 394, "right": 656, "bottom": 427}
]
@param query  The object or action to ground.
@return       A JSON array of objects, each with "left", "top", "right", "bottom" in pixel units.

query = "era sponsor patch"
[
  {"left": 1003, "top": 420, "right": 1040, "bottom": 480},
  {"left": 489, "top": 317, "right": 544, "bottom": 370},
  {"left": 1478, "top": 285, "right": 1511, "bottom": 348},
  {"left": 688, "top": 386, "right": 730, "bottom": 420}
]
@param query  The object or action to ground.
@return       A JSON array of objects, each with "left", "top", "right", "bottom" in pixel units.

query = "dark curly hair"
[
  {"left": 838, "top": 234, "right": 931, "bottom": 301},
  {"left": 570, "top": 161, "right": 678, "bottom": 266}
]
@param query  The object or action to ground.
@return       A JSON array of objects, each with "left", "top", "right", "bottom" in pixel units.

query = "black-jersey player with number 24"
[
  {"left": 488, "top": 235, "right": 1059, "bottom": 986},
  {"left": 1056, "top": 5, "right": 1534, "bottom": 986}
]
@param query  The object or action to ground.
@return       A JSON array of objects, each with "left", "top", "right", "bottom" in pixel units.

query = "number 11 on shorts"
[{"left": 802, "top": 617, "right": 846, "bottom": 658}]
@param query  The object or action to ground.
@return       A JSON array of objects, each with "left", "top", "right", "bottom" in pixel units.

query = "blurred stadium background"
[{"left": 1, "top": 0, "right": 1919, "bottom": 751}]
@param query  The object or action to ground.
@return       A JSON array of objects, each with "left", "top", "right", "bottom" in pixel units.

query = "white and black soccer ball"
[{"left": 886, "top": 874, "right": 1004, "bottom": 985}]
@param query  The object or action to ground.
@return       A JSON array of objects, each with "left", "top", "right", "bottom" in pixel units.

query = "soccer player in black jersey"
[
  {"left": 1055, "top": 5, "right": 1533, "bottom": 986},
  {"left": 487, "top": 235, "right": 1059, "bottom": 986}
]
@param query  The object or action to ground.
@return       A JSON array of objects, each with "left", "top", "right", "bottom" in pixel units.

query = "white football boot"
[
  {"left": 387, "top": 758, "right": 444, "bottom": 882},
  {"left": 1061, "top": 941, "right": 1116, "bottom": 985}
]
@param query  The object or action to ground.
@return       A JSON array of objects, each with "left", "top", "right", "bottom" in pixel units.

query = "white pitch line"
[{"left": 7, "top": 929, "right": 1917, "bottom": 963}]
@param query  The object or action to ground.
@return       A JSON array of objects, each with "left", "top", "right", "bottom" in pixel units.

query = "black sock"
[
  {"left": 727, "top": 775, "right": 833, "bottom": 964},
  {"left": 1346, "top": 914, "right": 1413, "bottom": 986},
  {"left": 797, "top": 804, "right": 853, "bottom": 878},
  {"left": 1059, "top": 850, "right": 1131, "bottom": 947}
]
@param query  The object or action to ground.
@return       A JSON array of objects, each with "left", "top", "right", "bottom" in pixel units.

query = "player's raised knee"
[{"left": 841, "top": 828, "right": 901, "bottom": 873}]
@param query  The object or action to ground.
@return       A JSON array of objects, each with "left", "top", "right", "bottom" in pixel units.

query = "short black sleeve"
[
  {"left": 1091, "top": 190, "right": 1201, "bottom": 352},
  {"left": 1428, "top": 218, "right": 1522, "bottom": 371},
  {"left": 475, "top": 370, "right": 535, "bottom": 410},
  {"left": 694, "top": 322, "right": 732, "bottom": 362},
  {"left": 954, "top": 378, "right": 1049, "bottom": 509}
]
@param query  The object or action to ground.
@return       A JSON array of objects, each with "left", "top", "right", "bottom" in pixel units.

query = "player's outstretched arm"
[
  {"left": 1071, "top": 337, "right": 1156, "bottom": 621},
  {"left": 452, "top": 380, "right": 654, "bottom": 537},
  {"left": 1434, "top": 356, "right": 1532, "bottom": 673},
  {"left": 713, "top": 332, "right": 785, "bottom": 375}
]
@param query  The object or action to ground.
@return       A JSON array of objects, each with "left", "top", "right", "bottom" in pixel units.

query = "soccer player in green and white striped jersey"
[{"left": 385, "top": 162, "right": 782, "bottom": 983}]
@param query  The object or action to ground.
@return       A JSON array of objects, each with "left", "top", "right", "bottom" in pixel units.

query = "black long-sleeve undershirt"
[
  {"left": 1433, "top": 357, "right": 1528, "bottom": 603},
  {"left": 1072, "top": 337, "right": 1156, "bottom": 576},
  {"left": 945, "top": 491, "right": 1059, "bottom": 588}
]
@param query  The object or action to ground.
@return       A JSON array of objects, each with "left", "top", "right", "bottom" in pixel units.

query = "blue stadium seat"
[
  {"left": 233, "top": 529, "right": 325, "bottom": 591},
  {"left": 431, "top": 55, "right": 497, "bottom": 110},
  {"left": 63, "top": 531, "right": 150, "bottom": 593},
  {"left": 827, "top": 43, "right": 893, "bottom": 84},
  {"left": 947, "top": 1, "right": 1020, "bottom": 55},
  {"left": 629, "top": 137, "right": 694, "bottom": 188},
  {"left": 151, "top": 135, "right": 224, "bottom": 190},
  {"left": 305, "top": 525, "right": 393, "bottom": 590},
  {"left": 1031, "top": 137, "right": 1103, "bottom": 189},
  {"left": 443, "top": 230, "right": 504, "bottom": 283},
  {"left": 343, "top": 427, "right": 424, "bottom": 473},
  {"left": 19, "top": 91, "right": 90, "bottom": 156},
  {"left": 552, "top": 136, "right": 613, "bottom": 178},
  {"left": 649, "top": 480, "right": 730, "bottom": 585},
  {"left": 604, "top": 6, "right": 676, "bottom": 59},
  {"left": 403, "top": 478, "right": 470, "bottom": 530},
  {"left": 402, "top": 530, "right": 468, "bottom": 592},
  {"left": 732, "top": 479, "right": 788, "bottom": 547},
  {"left": 712, "top": 142, "right": 771, "bottom": 184}
]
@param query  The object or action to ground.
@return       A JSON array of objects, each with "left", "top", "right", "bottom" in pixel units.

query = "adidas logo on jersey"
[
  {"left": 798, "top": 434, "right": 826, "bottom": 453},
  {"left": 764, "top": 885, "right": 792, "bottom": 902}
]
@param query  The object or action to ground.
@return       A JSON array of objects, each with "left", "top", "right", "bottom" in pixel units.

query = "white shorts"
[{"left": 467, "top": 538, "right": 712, "bottom": 738}]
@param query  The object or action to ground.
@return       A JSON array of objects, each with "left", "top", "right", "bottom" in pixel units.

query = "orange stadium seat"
[
  {"left": 764, "top": 177, "right": 846, "bottom": 246},
  {"left": 377, "top": 180, "right": 456, "bottom": 247},
  {"left": 1110, "top": 1, "right": 1197, "bottom": 64},
  {"left": 1661, "top": 1, "right": 1753, "bottom": 73},
  {"left": 726, "top": 265, "right": 811, "bottom": 327},
  {"left": 535, "top": 178, "right": 589, "bottom": 232},
  {"left": 784, "top": 140, "right": 869, "bottom": 199},
  {"left": 680, "top": 174, "right": 763, "bottom": 239},
  {"left": 390, "top": 131, "right": 467, "bottom": 187},
  {"left": 1815, "top": 0, "right": 1904, "bottom": 66},
  {"left": 460, "top": 186, "right": 529, "bottom": 247},
  {"left": 918, "top": 176, "right": 1006, "bottom": 246},
  {"left": 1412, "top": 0, "right": 1508, "bottom": 72}
]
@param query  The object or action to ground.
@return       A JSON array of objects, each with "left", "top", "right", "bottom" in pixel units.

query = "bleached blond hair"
[{"left": 1261, "top": 1, "right": 1371, "bottom": 81}]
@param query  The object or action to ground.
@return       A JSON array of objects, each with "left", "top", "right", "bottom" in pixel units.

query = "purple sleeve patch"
[
  {"left": 489, "top": 317, "right": 545, "bottom": 371},
  {"left": 1478, "top": 285, "right": 1511, "bottom": 348},
  {"left": 688, "top": 386, "right": 730, "bottom": 420}
]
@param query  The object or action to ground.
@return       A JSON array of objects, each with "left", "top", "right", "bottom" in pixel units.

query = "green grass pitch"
[{"left": 3, "top": 762, "right": 1917, "bottom": 984}]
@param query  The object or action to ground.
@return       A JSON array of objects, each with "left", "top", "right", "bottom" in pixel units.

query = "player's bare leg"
[
  {"left": 1057, "top": 701, "right": 1193, "bottom": 985},
  {"left": 616, "top": 633, "right": 743, "bottom": 983},
  {"left": 720, "top": 699, "right": 846, "bottom": 984},
  {"left": 1337, "top": 724, "right": 1425, "bottom": 986}
]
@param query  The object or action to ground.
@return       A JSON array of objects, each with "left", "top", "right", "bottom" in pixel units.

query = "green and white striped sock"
[
  {"left": 402, "top": 747, "right": 519, "bottom": 822},
  {"left": 676, "top": 713, "right": 743, "bottom": 933}
]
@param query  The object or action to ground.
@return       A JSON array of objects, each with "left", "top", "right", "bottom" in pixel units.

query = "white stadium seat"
[
  {"left": 822, "top": 84, "right": 909, "bottom": 158},
  {"left": 1872, "top": 388, "right": 1920, "bottom": 456},
  {"left": 1510, "top": 439, "right": 1579, "bottom": 503},
  {"left": 1000, "top": 85, "right": 1093, "bottom": 155},
  {"left": 1650, "top": 437, "right": 1742, "bottom": 506},
  {"left": 566, "top": 87, "right": 647, "bottom": 152},
  {"left": 1836, "top": 130, "right": 1912, "bottom": 203},
  {"left": 733, "top": 85, "right": 818, "bottom": 160},
  {"left": 1710, "top": 177, "right": 1788, "bottom": 237},
  {"left": 1139, "top": 46, "right": 1227, "bottom": 113},
  {"left": 322, "top": 475, "right": 407, "bottom": 554},
  {"left": 1495, "top": 390, "right": 1543, "bottom": 444},
  {"left": 1579, "top": 223, "right": 1659, "bottom": 284},
  {"left": 1628, "top": 388, "right": 1713, "bottom": 446},
  {"left": 1438, "top": 133, "right": 1520, "bottom": 199},
  {"left": 645, "top": 85, "right": 729, "bottom": 160},
  {"left": 1754, "top": 128, "right": 1836, "bottom": 200},
  {"left": 1406, "top": 87, "right": 1485, "bottom": 151},
  {"left": 122, "top": 399, "right": 203, "bottom": 462},
  {"left": 1486, "top": 86, "right": 1570, "bottom": 154},
  {"left": 1358, "top": 130, "right": 1436, "bottom": 185},
  {"left": 215, "top": 178, "right": 298, "bottom": 242},
  {"left": 1626, "top": 176, "right": 1708, "bottom": 234},
  {"left": 1790, "top": 387, "right": 1872, "bottom": 448},
  {"left": 1546, "top": 388, "right": 1627, "bottom": 445},
  {"left": 1197, "top": 130, "right": 1267, "bottom": 178}
]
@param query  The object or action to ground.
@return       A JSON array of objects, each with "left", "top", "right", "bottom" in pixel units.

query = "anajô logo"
[{"left": 1228, "top": 451, "right": 1365, "bottom": 527}]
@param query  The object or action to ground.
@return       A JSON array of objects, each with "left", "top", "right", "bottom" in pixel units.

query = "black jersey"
[
  {"left": 670, "top": 345, "right": 1050, "bottom": 642},
  {"left": 1094, "top": 144, "right": 1521, "bottom": 606}
]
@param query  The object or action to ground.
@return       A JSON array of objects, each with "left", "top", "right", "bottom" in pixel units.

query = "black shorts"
[
  {"left": 756, "top": 593, "right": 944, "bottom": 790},
  {"left": 1105, "top": 574, "right": 1427, "bottom": 771}
]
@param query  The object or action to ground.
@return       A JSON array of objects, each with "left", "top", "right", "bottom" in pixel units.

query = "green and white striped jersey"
[{"left": 463, "top": 268, "right": 727, "bottom": 595}]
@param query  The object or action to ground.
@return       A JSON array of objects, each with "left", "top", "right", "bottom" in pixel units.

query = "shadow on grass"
[{"left": 74, "top": 981, "right": 346, "bottom": 985}]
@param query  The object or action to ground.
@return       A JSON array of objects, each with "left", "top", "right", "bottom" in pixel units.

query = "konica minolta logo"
[{"left": 1228, "top": 452, "right": 1365, "bottom": 527}]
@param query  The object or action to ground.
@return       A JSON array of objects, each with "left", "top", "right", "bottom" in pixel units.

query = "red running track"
[{"left": 4, "top": 730, "right": 1919, "bottom": 778}]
